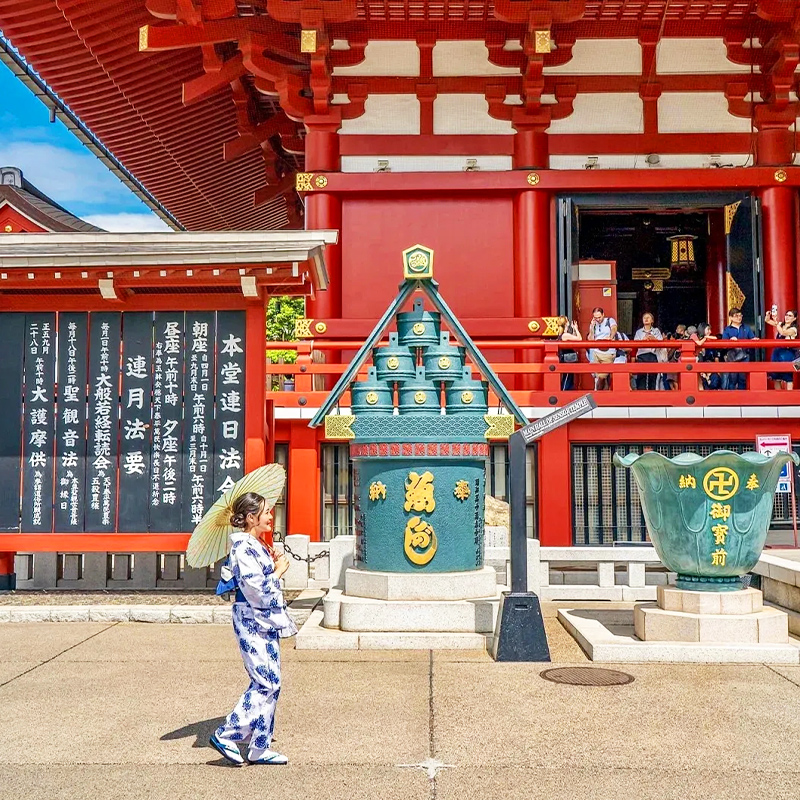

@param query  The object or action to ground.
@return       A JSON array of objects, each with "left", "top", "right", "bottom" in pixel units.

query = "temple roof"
[
  {"left": 1, "top": 0, "right": 796, "bottom": 229},
  {"left": 0, "top": 166, "right": 103, "bottom": 233}
]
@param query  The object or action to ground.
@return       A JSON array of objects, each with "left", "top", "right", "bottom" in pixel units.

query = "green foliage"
[
  {"left": 267, "top": 295, "right": 304, "bottom": 341},
  {"left": 266, "top": 295, "right": 304, "bottom": 369}
]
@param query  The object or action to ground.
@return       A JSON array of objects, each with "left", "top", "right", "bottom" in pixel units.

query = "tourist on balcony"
[
  {"left": 766, "top": 308, "right": 798, "bottom": 390},
  {"left": 721, "top": 307, "right": 755, "bottom": 390},
  {"left": 692, "top": 323, "right": 721, "bottom": 390},
  {"left": 633, "top": 313, "right": 664, "bottom": 391},
  {"left": 587, "top": 307, "right": 617, "bottom": 390},
  {"left": 556, "top": 316, "right": 582, "bottom": 390}
]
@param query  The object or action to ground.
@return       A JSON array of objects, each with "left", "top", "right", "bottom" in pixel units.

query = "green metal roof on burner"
[{"left": 308, "top": 249, "right": 528, "bottom": 428}]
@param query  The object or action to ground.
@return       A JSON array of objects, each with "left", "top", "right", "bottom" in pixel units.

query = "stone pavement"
[{"left": 1, "top": 612, "right": 800, "bottom": 800}]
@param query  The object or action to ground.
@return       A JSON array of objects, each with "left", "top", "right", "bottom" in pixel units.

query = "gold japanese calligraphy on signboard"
[
  {"left": 404, "top": 516, "right": 437, "bottom": 565},
  {"left": 369, "top": 481, "right": 387, "bottom": 501},
  {"left": 454, "top": 480, "right": 471, "bottom": 501},
  {"left": 404, "top": 471, "right": 435, "bottom": 512}
]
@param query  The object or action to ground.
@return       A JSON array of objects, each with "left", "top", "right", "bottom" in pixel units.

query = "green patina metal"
[
  {"left": 422, "top": 332, "right": 466, "bottom": 383},
  {"left": 350, "top": 367, "right": 394, "bottom": 415},
  {"left": 397, "top": 366, "right": 448, "bottom": 415},
  {"left": 311, "top": 246, "right": 523, "bottom": 573},
  {"left": 614, "top": 449, "right": 800, "bottom": 591},
  {"left": 373, "top": 332, "right": 417, "bottom": 382},
  {"left": 396, "top": 298, "right": 442, "bottom": 348}
]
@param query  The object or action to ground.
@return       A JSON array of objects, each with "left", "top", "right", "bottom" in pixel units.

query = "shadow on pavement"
[{"left": 160, "top": 716, "right": 225, "bottom": 747}]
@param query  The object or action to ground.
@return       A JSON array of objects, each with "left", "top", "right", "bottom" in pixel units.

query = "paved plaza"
[{"left": 1, "top": 608, "right": 799, "bottom": 800}]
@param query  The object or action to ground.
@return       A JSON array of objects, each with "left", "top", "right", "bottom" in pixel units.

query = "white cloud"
[
  {"left": 0, "top": 140, "right": 139, "bottom": 206},
  {"left": 82, "top": 213, "right": 173, "bottom": 232}
]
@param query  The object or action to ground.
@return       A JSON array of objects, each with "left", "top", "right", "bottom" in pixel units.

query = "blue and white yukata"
[{"left": 214, "top": 532, "right": 298, "bottom": 761}]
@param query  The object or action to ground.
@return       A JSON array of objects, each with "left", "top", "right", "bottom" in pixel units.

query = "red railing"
[{"left": 264, "top": 338, "right": 800, "bottom": 407}]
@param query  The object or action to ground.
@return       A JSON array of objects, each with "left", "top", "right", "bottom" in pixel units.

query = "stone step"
[
  {"left": 296, "top": 609, "right": 490, "bottom": 651},
  {"left": 335, "top": 593, "right": 501, "bottom": 633},
  {"left": 344, "top": 566, "right": 499, "bottom": 601}
]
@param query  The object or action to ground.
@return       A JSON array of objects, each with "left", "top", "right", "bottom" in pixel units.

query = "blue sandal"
[
  {"left": 248, "top": 750, "right": 288, "bottom": 765},
  {"left": 209, "top": 734, "right": 245, "bottom": 765}
]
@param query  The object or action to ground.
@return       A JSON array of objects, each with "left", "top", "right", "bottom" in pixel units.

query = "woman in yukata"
[{"left": 209, "top": 491, "right": 297, "bottom": 766}]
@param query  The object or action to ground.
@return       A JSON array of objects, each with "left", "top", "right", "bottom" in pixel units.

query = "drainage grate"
[{"left": 540, "top": 667, "right": 634, "bottom": 686}]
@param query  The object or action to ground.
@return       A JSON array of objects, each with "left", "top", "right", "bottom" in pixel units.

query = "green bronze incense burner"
[{"left": 614, "top": 449, "right": 799, "bottom": 591}]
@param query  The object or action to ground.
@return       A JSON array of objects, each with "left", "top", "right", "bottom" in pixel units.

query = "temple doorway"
[
  {"left": 579, "top": 210, "right": 709, "bottom": 338},
  {"left": 556, "top": 193, "right": 765, "bottom": 340}
]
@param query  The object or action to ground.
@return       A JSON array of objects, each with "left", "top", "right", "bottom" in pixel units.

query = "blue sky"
[{"left": 0, "top": 60, "right": 171, "bottom": 231}]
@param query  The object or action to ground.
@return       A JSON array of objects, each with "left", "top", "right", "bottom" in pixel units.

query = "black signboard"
[
  {"left": 181, "top": 312, "right": 216, "bottom": 531},
  {"left": 84, "top": 312, "right": 121, "bottom": 532},
  {"left": 21, "top": 313, "right": 56, "bottom": 532},
  {"left": 0, "top": 314, "right": 25, "bottom": 531},
  {"left": 54, "top": 313, "right": 89, "bottom": 532},
  {"left": 118, "top": 313, "right": 154, "bottom": 532},
  {"left": 213, "top": 311, "right": 246, "bottom": 498},
  {"left": 149, "top": 312, "right": 184, "bottom": 531}
]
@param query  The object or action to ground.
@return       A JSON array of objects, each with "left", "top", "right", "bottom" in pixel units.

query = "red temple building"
[{"left": 1, "top": 0, "right": 800, "bottom": 588}]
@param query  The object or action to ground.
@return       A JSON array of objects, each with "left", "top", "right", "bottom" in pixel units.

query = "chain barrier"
[{"left": 273, "top": 532, "right": 330, "bottom": 564}]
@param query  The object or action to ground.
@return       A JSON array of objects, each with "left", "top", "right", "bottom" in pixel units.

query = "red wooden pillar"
[
  {"left": 244, "top": 300, "right": 267, "bottom": 474},
  {"left": 760, "top": 186, "right": 798, "bottom": 316},
  {"left": 537, "top": 425, "right": 571, "bottom": 546},
  {"left": 304, "top": 122, "right": 342, "bottom": 325},
  {"left": 513, "top": 128, "right": 550, "bottom": 391},
  {"left": 706, "top": 210, "right": 727, "bottom": 333},
  {"left": 287, "top": 424, "right": 321, "bottom": 539},
  {"left": 0, "top": 552, "right": 15, "bottom": 591}
]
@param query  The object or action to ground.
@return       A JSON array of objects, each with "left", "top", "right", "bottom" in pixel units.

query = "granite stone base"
[
  {"left": 343, "top": 567, "right": 498, "bottom": 601},
  {"left": 634, "top": 604, "right": 788, "bottom": 644},
  {"left": 558, "top": 607, "right": 800, "bottom": 664},
  {"left": 635, "top": 586, "right": 788, "bottom": 644}
]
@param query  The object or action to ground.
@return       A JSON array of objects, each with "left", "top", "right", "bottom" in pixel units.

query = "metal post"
[{"left": 509, "top": 431, "right": 528, "bottom": 593}]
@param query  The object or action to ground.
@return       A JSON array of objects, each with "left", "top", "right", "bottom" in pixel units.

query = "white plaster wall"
[
  {"left": 433, "top": 94, "right": 514, "bottom": 134},
  {"left": 549, "top": 154, "right": 752, "bottom": 170},
  {"left": 333, "top": 40, "right": 419, "bottom": 77},
  {"left": 658, "top": 93, "right": 753, "bottom": 133},
  {"left": 656, "top": 38, "right": 753, "bottom": 74},
  {"left": 549, "top": 93, "right": 644, "bottom": 134},
  {"left": 341, "top": 155, "right": 513, "bottom": 172},
  {"left": 432, "top": 40, "right": 521, "bottom": 76},
  {"left": 544, "top": 39, "right": 641, "bottom": 75},
  {"left": 339, "top": 95, "right": 420, "bottom": 135}
]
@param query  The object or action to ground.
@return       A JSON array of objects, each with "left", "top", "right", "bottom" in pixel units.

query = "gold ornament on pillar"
[
  {"left": 534, "top": 31, "right": 552, "bottom": 53},
  {"left": 300, "top": 30, "right": 317, "bottom": 53},
  {"left": 667, "top": 234, "right": 698, "bottom": 274}
]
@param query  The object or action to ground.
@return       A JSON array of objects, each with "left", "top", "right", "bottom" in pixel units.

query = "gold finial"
[{"left": 402, "top": 244, "right": 434, "bottom": 280}]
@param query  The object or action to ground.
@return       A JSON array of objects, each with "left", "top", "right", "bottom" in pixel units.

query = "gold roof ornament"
[{"left": 402, "top": 244, "right": 434, "bottom": 280}]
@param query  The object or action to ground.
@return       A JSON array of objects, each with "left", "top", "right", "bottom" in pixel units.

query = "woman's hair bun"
[
  {"left": 230, "top": 511, "right": 248, "bottom": 529},
  {"left": 229, "top": 492, "right": 266, "bottom": 530}
]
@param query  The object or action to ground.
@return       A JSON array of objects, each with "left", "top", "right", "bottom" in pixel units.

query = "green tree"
[
  {"left": 267, "top": 295, "right": 305, "bottom": 342},
  {"left": 266, "top": 296, "right": 304, "bottom": 383}
]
